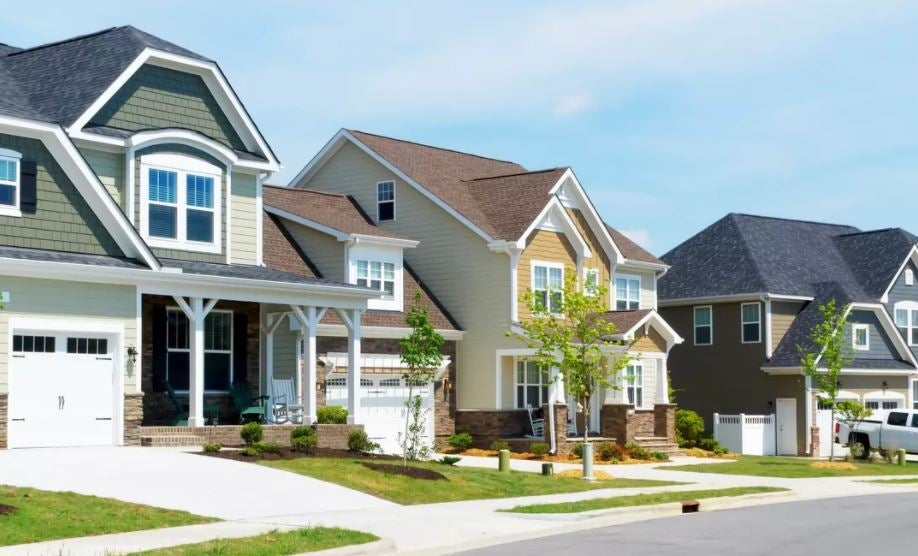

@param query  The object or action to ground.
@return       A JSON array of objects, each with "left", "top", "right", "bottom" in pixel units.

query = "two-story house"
[
  {"left": 287, "top": 130, "right": 683, "bottom": 452},
  {"left": 0, "top": 27, "right": 382, "bottom": 449},
  {"left": 659, "top": 213, "right": 918, "bottom": 456}
]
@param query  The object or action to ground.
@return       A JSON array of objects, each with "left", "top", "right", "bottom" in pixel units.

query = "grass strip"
[
  {"left": 666, "top": 455, "right": 918, "bottom": 478},
  {"left": 862, "top": 478, "right": 918, "bottom": 484},
  {"left": 131, "top": 527, "right": 378, "bottom": 555}
]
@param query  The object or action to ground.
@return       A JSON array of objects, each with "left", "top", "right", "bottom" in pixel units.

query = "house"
[
  {"left": 659, "top": 213, "right": 918, "bottom": 456},
  {"left": 0, "top": 27, "right": 382, "bottom": 449},
  {"left": 286, "top": 129, "right": 683, "bottom": 452}
]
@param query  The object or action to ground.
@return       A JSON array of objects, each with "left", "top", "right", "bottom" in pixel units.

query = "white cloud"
[
  {"left": 554, "top": 93, "right": 596, "bottom": 116},
  {"left": 619, "top": 229, "right": 653, "bottom": 250}
]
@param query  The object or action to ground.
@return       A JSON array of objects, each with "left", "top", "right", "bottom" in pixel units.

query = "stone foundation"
[
  {"left": 654, "top": 404, "right": 676, "bottom": 442},
  {"left": 810, "top": 425, "right": 820, "bottom": 457},
  {"left": 454, "top": 410, "right": 531, "bottom": 447},
  {"left": 601, "top": 404, "right": 673, "bottom": 444},
  {"left": 124, "top": 393, "right": 144, "bottom": 446},
  {"left": 0, "top": 394, "right": 6, "bottom": 449},
  {"left": 543, "top": 403, "right": 571, "bottom": 455},
  {"left": 315, "top": 424, "right": 365, "bottom": 450}
]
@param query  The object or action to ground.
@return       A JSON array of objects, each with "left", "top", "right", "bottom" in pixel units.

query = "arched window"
[{"left": 906, "top": 268, "right": 915, "bottom": 286}]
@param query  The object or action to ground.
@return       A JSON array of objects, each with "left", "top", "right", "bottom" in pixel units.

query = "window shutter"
[
  {"left": 151, "top": 304, "right": 167, "bottom": 392},
  {"left": 233, "top": 312, "right": 248, "bottom": 387},
  {"left": 19, "top": 160, "right": 37, "bottom": 214}
]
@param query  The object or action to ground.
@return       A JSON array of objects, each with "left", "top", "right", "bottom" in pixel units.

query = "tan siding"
[
  {"left": 230, "top": 172, "right": 258, "bottom": 265},
  {"left": 0, "top": 276, "right": 137, "bottom": 393},
  {"left": 297, "top": 141, "right": 512, "bottom": 409},
  {"left": 771, "top": 301, "right": 803, "bottom": 349},
  {"left": 568, "top": 208, "right": 612, "bottom": 307},
  {"left": 614, "top": 265, "right": 657, "bottom": 310},
  {"left": 517, "top": 230, "right": 577, "bottom": 321},
  {"left": 631, "top": 328, "right": 667, "bottom": 353},
  {"left": 283, "top": 220, "right": 344, "bottom": 280},
  {"left": 80, "top": 148, "right": 125, "bottom": 211}
]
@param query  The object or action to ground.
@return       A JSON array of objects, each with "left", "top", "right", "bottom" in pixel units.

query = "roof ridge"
[
  {"left": 264, "top": 184, "right": 348, "bottom": 199},
  {"left": 835, "top": 227, "right": 907, "bottom": 238},
  {"left": 348, "top": 129, "right": 521, "bottom": 166},
  {"left": 3, "top": 26, "right": 121, "bottom": 57},
  {"left": 729, "top": 214, "right": 768, "bottom": 292},
  {"left": 462, "top": 167, "right": 566, "bottom": 182},
  {"left": 730, "top": 212, "right": 860, "bottom": 230}
]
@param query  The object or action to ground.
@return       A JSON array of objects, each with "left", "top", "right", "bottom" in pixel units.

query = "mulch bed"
[
  {"left": 0, "top": 504, "right": 16, "bottom": 516},
  {"left": 361, "top": 462, "right": 447, "bottom": 481},
  {"left": 198, "top": 447, "right": 398, "bottom": 462}
]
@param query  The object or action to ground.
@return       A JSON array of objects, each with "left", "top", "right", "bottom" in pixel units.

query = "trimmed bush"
[
  {"left": 317, "top": 406, "right": 348, "bottom": 425},
  {"left": 448, "top": 432, "right": 474, "bottom": 452},
  {"left": 697, "top": 437, "right": 723, "bottom": 452},
  {"left": 292, "top": 434, "right": 317, "bottom": 452},
  {"left": 625, "top": 442, "right": 651, "bottom": 461},
  {"left": 489, "top": 440, "right": 511, "bottom": 452},
  {"left": 202, "top": 442, "right": 221, "bottom": 453},
  {"left": 290, "top": 426, "right": 314, "bottom": 440},
  {"left": 255, "top": 441, "right": 282, "bottom": 454},
  {"left": 239, "top": 447, "right": 259, "bottom": 457},
  {"left": 240, "top": 422, "right": 263, "bottom": 446},
  {"left": 439, "top": 455, "right": 462, "bottom": 466},
  {"left": 529, "top": 442, "right": 550, "bottom": 457},
  {"left": 652, "top": 452, "right": 669, "bottom": 461},
  {"left": 675, "top": 409, "right": 705, "bottom": 448},
  {"left": 596, "top": 441, "right": 625, "bottom": 462},
  {"left": 347, "top": 430, "right": 380, "bottom": 454},
  {"left": 572, "top": 443, "right": 583, "bottom": 458}
]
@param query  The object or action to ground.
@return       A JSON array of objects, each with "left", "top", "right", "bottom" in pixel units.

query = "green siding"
[
  {"left": 135, "top": 144, "right": 226, "bottom": 263},
  {"left": 0, "top": 134, "right": 122, "bottom": 256},
  {"left": 91, "top": 64, "right": 246, "bottom": 152}
]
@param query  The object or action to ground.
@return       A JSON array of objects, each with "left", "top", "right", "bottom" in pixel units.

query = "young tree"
[
  {"left": 836, "top": 400, "right": 872, "bottom": 459},
  {"left": 399, "top": 290, "right": 444, "bottom": 465},
  {"left": 513, "top": 270, "right": 632, "bottom": 446},
  {"left": 798, "top": 299, "right": 853, "bottom": 461}
]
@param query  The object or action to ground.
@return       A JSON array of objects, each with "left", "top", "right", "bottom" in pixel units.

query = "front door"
[{"left": 776, "top": 398, "right": 797, "bottom": 455}]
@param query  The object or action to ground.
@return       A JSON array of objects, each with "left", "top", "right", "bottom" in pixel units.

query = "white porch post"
[
  {"left": 304, "top": 306, "right": 319, "bottom": 424},
  {"left": 264, "top": 314, "right": 285, "bottom": 420},
  {"left": 659, "top": 358, "right": 670, "bottom": 404},
  {"left": 174, "top": 296, "right": 218, "bottom": 427},
  {"left": 337, "top": 308, "right": 362, "bottom": 425}
]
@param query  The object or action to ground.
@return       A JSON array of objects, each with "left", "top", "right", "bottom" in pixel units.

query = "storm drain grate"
[{"left": 681, "top": 500, "right": 700, "bottom": 513}]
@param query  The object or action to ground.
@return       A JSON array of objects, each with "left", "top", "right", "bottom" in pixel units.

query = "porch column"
[
  {"left": 291, "top": 305, "right": 322, "bottom": 425},
  {"left": 264, "top": 313, "right": 285, "bottom": 419},
  {"left": 658, "top": 358, "right": 670, "bottom": 404},
  {"left": 174, "top": 296, "right": 218, "bottom": 427},
  {"left": 337, "top": 308, "right": 362, "bottom": 425}
]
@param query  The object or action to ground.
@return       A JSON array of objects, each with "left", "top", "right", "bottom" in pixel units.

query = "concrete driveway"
[{"left": 0, "top": 447, "right": 393, "bottom": 519}]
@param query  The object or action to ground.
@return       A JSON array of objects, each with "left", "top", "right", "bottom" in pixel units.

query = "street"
[{"left": 457, "top": 492, "right": 918, "bottom": 555}]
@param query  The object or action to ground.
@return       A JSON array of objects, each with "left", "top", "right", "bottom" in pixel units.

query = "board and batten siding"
[
  {"left": 80, "top": 148, "right": 125, "bottom": 211},
  {"left": 230, "top": 172, "right": 258, "bottom": 265},
  {"left": 0, "top": 276, "right": 138, "bottom": 394},
  {"left": 297, "top": 141, "right": 512, "bottom": 409},
  {"left": 518, "top": 229, "right": 577, "bottom": 321},
  {"left": 282, "top": 220, "right": 343, "bottom": 280},
  {"left": 770, "top": 301, "right": 803, "bottom": 350}
]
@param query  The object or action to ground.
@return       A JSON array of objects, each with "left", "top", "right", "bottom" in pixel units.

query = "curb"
[{"left": 298, "top": 538, "right": 397, "bottom": 556}]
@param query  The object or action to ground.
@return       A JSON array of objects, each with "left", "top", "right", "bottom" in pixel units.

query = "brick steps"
[{"left": 634, "top": 436, "right": 683, "bottom": 456}]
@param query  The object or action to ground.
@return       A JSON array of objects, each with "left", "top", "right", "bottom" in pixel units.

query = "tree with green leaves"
[
  {"left": 836, "top": 400, "right": 872, "bottom": 459},
  {"left": 513, "top": 269, "right": 632, "bottom": 446},
  {"left": 399, "top": 290, "right": 445, "bottom": 465},
  {"left": 798, "top": 299, "right": 853, "bottom": 461}
]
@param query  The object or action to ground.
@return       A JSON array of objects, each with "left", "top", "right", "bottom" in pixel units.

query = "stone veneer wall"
[
  {"left": 124, "top": 393, "right": 144, "bottom": 446},
  {"left": 454, "top": 410, "right": 530, "bottom": 447},
  {"left": 0, "top": 394, "right": 6, "bottom": 448},
  {"left": 315, "top": 424, "right": 365, "bottom": 450},
  {"left": 601, "top": 404, "right": 676, "bottom": 445},
  {"left": 543, "top": 403, "right": 571, "bottom": 455},
  {"left": 654, "top": 404, "right": 676, "bottom": 442}
]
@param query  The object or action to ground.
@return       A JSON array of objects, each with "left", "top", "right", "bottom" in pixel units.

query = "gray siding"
[
  {"left": 0, "top": 133, "right": 122, "bottom": 256},
  {"left": 230, "top": 172, "right": 258, "bottom": 265},
  {"left": 283, "top": 220, "right": 343, "bottom": 280},
  {"left": 846, "top": 311, "right": 900, "bottom": 361},
  {"left": 884, "top": 259, "right": 918, "bottom": 357}
]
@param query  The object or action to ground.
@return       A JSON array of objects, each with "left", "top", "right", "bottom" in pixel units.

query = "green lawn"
[
  {"left": 0, "top": 485, "right": 214, "bottom": 547},
  {"left": 262, "top": 458, "right": 682, "bottom": 505},
  {"left": 862, "top": 478, "right": 918, "bottom": 484},
  {"left": 667, "top": 456, "right": 918, "bottom": 478},
  {"left": 504, "top": 486, "right": 788, "bottom": 514},
  {"left": 131, "top": 527, "right": 378, "bottom": 555}
]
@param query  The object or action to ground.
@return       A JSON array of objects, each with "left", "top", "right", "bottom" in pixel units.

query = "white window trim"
[
  {"left": 376, "top": 180, "right": 396, "bottom": 222},
  {"left": 906, "top": 268, "right": 915, "bottom": 286},
  {"left": 613, "top": 273, "right": 642, "bottom": 311},
  {"left": 531, "top": 260, "right": 565, "bottom": 316},
  {"left": 740, "top": 302, "right": 762, "bottom": 344},
  {"left": 166, "top": 307, "right": 234, "bottom": 394},
  {"left": 584, "top": 267, "right": 600, "bottom": 297},
  {"left": 693, "top": 305, "right": 713, "bottom": 346},
  {"left": 894, "top": 301, "right": 918, "bottom": 347},
  {"left": 514, "top": 358, "right": 548, "bottom": 410},
  {"left": 140, "top": 153, "right": 223, "bottom": 254},
  {"left": 625, "top": 363, "right": 644, "bottom": 409},
  {"left": 0, "top": 147, "right": 22, "bottom": 217},
  {"left": 852, "top": 323, "right": 870, "bottom": 351},
  {"left": 355, "top": 259, "right": 397, "bottom": 299}
]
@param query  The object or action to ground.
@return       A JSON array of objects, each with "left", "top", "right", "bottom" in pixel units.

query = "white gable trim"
[
  {"left": 288, "top": 130, "right": 496, "bottom": 243},
  {"left": 613, "top": 310, "right": 684, "bottom": 349},
  {"left": 67, "top": 48, "right": 279, "bottom": 170},
  {"left": 549, "top": 168, "right": 624, "bottom": 264},
  {"left": 0, "top": 115, "right": 159, "bottom": 269},
  {"left": 514, "top": 196, "right": 591, "bottom": 258},
  {"left": 880, "top": 245, "right": 918, "bottom": 303}
]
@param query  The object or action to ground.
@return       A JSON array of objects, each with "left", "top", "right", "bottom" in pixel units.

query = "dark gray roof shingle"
[
  {"left": 0, "top": 244, "right": 147, "bottom": 269},
  {"left": 159, "top": 258, "right": 370, "bottom": 290}
]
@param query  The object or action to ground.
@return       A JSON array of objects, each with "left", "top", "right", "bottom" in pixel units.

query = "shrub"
[
  {"left": 529, "top": 442, "right": 550, "bottom": 457},
  {"left": 347, "top": 430, "right": 380, "bottom": 454},
  {"left": 448, "top": 432, "right": 474, "bottom": 452},
  {"left": 240, "top": 422, "right": 263, "bottom": 446},
  {"left": 572, "top": 443, "right": 584, "bottom": 458},
  {"left": 290, "top": 427, "right": 317, "bottom": 452},
  {"left": 239, "top": 447, "right": 259, "bottom": 457},
  {"left": 255, "top": 441, "right": 282, "bottom": 454},
  {"left": 489, "top": 440, "right": 511, "bottom": 452},
  {"left": 290, "top": 426, "right": 313, "bottom": 440},
  {"left": 202, "top": 442, "right": 221, "bottom": 453},
  {"left": 675, "top": 409, "right": 705, "bottom": 448},
  {"left": 697, "top": 437, "right": 723, "bottom": 452},
  {"left": 317, "top": 406, "right": 348, "bottom": 424},
  {"left": 625, "top": 442, "right": 651, "bottom": 461},
  {"left": 652, "top": 452, "right": 669, "bottom": 461},
  {"left": 596, "top": 441, "right": 625, "bottom": 462},
  {"left": 439, "top": 455, "right": 462, "bottom": 466}
]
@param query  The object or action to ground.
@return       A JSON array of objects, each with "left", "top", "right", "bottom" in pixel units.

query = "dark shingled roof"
[
  {"left": 160, "top": 258, "right": 368, "bottom": 290},
  {"left": 605, "top": 224, "right": 665, "bottom": 265},
  {"left": 834, "top": 228, "right": 918, "bottom": 299},
  {"left": 262, "top": 212, "right": 320, "bottom": 278},
  {"left": 602, "top": 309, "right": 652, "bottom": 333},
  {"left": 0, "top": 244, "right": 147, "bottom": 269}
]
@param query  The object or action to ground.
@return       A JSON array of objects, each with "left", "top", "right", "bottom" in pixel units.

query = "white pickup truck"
[{"left": 836, "top": 409, "right": 918, "bottom": 458}]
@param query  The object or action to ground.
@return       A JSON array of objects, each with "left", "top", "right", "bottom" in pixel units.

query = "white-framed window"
[
  {"left": 625, "top": 363, "right": 643, "bottom": 408},
  {"left": 852, "top": 323, "right": 870, "bottom": 351},
  {"left": 166, "top": 308, "right": 233, "bottom": 393},
  {"left": 741, "top": 302, "right": 761, "bottom": 344},
  {"left": 377, "top": 180, "right": 395, "bottom": 222},
  {"left": 614, "top": 274, "right": 641, "bottom": 310},
  {"left": 379, "top": 377, "right": 401, "bottom": 387},
  {"left": 360, "top": 377, "right": 373, "bottom": 387},
  {"left": 866, "top": 399, "right": 900, "bottom": 410},
  {"left": 356, "top": 260, "right": 396, "bottom": 297},
  {"left": 140, "top": 153, "right": 222, "bottom": 254},
  {"left": 0, "top": 147, "right": 22, "bottom": 216},
  {"left": 894, "top": 303, "right": 918, "bottom": 346},
  {"left": 906, "top": 268, "right": 915, "bottom": 286},
  {"left": 532, "top": 261, "right": 564, "bottom": 314},
  {"left": 584, "top": 268, "right": 600, "bottom": 297},
  {"left": 326, "top": 377, "right": 346, "bottom": 387},
  {"left": 515, "top": 359, "right": 548, "bottom": 409},
  {"left": 694, "top": 305, "right": 713, "bottom": 345}
]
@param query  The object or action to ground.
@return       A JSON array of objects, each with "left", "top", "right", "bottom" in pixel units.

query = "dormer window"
[
  {"left": 356, "top": 259, "right": 395, "bottom": 297},
  {"left": 377, "top": 180, "right": 395, "bottom": 222},
  {"left": 895, "top": 304, "right": 918, "bottom": 346},
  {"left": 0, "top": 148, "right": 22, "bottom": 216}
]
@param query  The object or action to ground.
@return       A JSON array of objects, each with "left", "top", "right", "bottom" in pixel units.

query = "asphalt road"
[{"left": 458, "top": 493, "right": 918, "bottom": 555}]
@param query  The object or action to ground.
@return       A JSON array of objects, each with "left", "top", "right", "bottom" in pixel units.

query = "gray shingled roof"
[
  {"left": 159, "top": 258, "right": 373, "bottom": 290},
  {"left": 0, "top": 244, "right": 147, "bottom": 269},
  {"left": 658, "top": 213, "right": 918, "bottom": 302}
]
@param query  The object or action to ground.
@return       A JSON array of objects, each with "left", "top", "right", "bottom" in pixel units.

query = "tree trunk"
[
  {"left": 402, "top": 381, "right": 415, "bottom": 467},
  {"left": 581, "top": 394, "right": 590, "bottom": 444},
  {"left": 829, "top": 406, "right": 836, "bottom": 462}
]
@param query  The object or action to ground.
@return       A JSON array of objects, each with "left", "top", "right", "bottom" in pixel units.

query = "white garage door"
[
  {"left": 8, "top": 332, "right": 116, "bottom": 448},
  {"left": 326, "top": 375, "right": 434, "bottom": 455}
]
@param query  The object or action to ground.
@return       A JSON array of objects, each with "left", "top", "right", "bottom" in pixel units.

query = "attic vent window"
[
  {"left": 906, "top": 268, "right": 915, "bottom": 286},
  {"left": 377, "top": 180, "right": 395, "bottom": 222}
]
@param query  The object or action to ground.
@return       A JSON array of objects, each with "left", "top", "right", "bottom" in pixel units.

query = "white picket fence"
[{"left": 713, "top": 413, "right": 776, "bottom": 456}]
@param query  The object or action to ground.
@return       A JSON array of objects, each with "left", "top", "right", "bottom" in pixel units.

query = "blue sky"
[{"left": 3, "top": 1, "right": 918, "bottom": 254}]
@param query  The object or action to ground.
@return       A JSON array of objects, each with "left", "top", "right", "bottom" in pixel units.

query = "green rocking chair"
[
  {"left": 162, "top": 381, "right": 221, "bottom": 426},
  {"left": 230, "top": 382, "right": 269, "bottom": 423}
]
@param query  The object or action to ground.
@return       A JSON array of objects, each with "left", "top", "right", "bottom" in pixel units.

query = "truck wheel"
[{"left": 851, "top": 438, "right": 869, "bottom": 460}]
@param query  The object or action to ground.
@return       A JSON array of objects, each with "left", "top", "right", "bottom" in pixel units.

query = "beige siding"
[
  {"left": 631, "top": 328, "right": 667, "bottom": 353},
  {"left": 298, "top": 141, "right": 512, "bottom": 409},
  {"left": 518, "top": 229, "right": 577, "bottom": 321},
  {"left": 283, "top": 220, "right": 344, "bottom": 280},
  {"left": 0, "top": 276, "right": 138, "bottom": 393},
  {"left": 771, "top": 301, "right": 803, "bottom": 349},
  {"left": 614, "top": 265, "right": 657, "bottom": 310},
  {"left": 80, "top": 148, "right": 125, "bottom": 211},
  {"left": 568, "top": 208, "right": 612, "bottom": 308},
  {"left": 230, "top": 172, "right": 258, "bottom": 265}
]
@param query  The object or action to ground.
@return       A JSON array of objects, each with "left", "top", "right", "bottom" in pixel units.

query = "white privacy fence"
[{"left": 713, "top": 413, "right": 776, "bottom": 456}]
